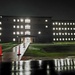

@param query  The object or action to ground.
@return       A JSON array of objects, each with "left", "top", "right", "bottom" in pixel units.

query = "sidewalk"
[{"left": 0, "top": 42, "right": 30, "bottom": 62}]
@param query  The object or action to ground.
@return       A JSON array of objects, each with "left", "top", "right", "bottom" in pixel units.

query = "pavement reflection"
[
  {"left": 0, "top": 58, "right": 75, "bottom": 75},
  {"left": 0, "top": 42, "right": 30, "bottom": 62}
]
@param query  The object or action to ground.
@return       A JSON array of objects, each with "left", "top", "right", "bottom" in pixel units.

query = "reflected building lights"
[
  {"left": 25, "top": 61, "right": 31, "bottom": 71},
  {"left": 10, "top": 59, "right": 75, "bottom": 74},
  {"left": 38, "top": 60, "right": 42, "bottom": 67},
  {"left": 54, "top": 58, "right": 75, "bottom": 72}
]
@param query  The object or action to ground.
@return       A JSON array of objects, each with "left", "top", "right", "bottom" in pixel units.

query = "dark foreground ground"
[{"left": 1, "top": 59, "right": 75, "bottom": 75}]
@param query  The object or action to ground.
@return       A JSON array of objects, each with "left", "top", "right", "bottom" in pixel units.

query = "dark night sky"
[{"left": 0, "top": 0, "right": 75, "bottom": 20}]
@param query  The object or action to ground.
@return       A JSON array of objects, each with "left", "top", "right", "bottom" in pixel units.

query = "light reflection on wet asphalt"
[{"left": 1, "top": 58, "right": 75, "bottom": 75}]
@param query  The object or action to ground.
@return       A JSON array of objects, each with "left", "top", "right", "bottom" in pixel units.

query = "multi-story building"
[
  {"left": 0, "top": 16, "right": 52, "bottom": 43},
  {"left": 52, "top": 20, "right": 75, "bottom": 42},
  {"left": 0, "top": 16, "right": 75, "bottom": 43}
]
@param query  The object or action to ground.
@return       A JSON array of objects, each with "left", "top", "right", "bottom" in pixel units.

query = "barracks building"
[{"left": 0, "top": 16, "right": 75, "bottom": 43}]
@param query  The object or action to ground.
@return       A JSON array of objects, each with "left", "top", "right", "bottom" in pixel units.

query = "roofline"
[
  {"left": 0, "top": 15, "right": 52, "bottom": 18},
  {"left": 52, "top": 20, "right": 75, "bottom": 21}
]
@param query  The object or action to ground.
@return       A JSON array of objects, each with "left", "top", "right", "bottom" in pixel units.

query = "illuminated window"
[
  {"left": 59, "top": 32, "right": 61, "bottom": 35},
  {"left": 0, "top": 16, "right": 2, "bottom": 18},
  {"left": 52, "top": 23, "right": 55, "bottom": 25},
  {"left": 62, "top": 28, "right": 64, "bottom": 30},
  {"left": 38, "top": 31, "right": 41, "bottom": 34},
  {"left": 17, "top": 32, "right": 19, "bottom": 35},
  {"left": 56, "top": 38, "right": 58, "bottom": 41},
  {"left": 53, "top": 33, "right": 55, "bottom": 35},
  {"left": 21, "top": 38, "right": 23, "bottom": 42},
  {"left": 17, "top": 25, "right": 19, "bottom": 28},
  {"left": 68, "top": 33, "right": 70, "bottom": 35},
  {"left": 65, "top": 38, "right": 67, "bottom": 41},
  {"left": 17, "top": 19, "right": 19, "bottom": 22},
  {"left": 68, "top": 28, "right": 70, "bottom": 30},
  {"left": 65, "top": 28, "right": 67, "bottom": 30},
  {"left": 13, "top": 19, "right": 16, "bottom": 22},
  {"left": 21, "top": 31, "right": 23, "bottom": 35},
  {"left": 59, "top": 38, "right": 61, "bottom": 41},
  {"left": 53, "top": 28, "right": 55, "bottom": 30},
  {"left": 67, "top": 23, "right": 69, "bottom": 25},
  {"left": 59, "top": 28, "right": 61, "bottom": 30},
  {"left": 25, "top": 31, "right": 31, "bottom": 35},
  {"left": 71, "top": 38, "right": 73, "bottom": 40},
  {"left": 73, "top": 28, "right": 75, "bottom": 30},
  {"left": 68, "top": 38, "right": 70, "bottom": 41},
  {"left": 73, "top": 23, "right": 75, "bottom": 25},
  {"left": 53, "top": 38, "right": 55, "bottom": 41},
  {"left": 62, "top": 38, "right": 64, "bottom": 41},
  {"left": 55, "top": 22, "right": 58, "bottom": 25},
  {"left": 70, "top": 28, "right": 72, "bottom": 30},
  {"left": 58, "top": 23, "right": 61, "bottom": 25},
  {"left": 56, "top": 28, "right": 58, "bottom": 30},
  {"left": 20, "top": 19, "right": 24, "bottom": 22},
  {"left": 64, "top": 23, "right": 66, "bottom": 25},
  {"left": 0, "top": 22, "right": 2, "bottom": 24},
  {"left": 74, "top": 38, "right": 75, "bottom": 40},
  {"left": 13, "top": 38, "right": 16, "bottom": 41},
  {"left": 21, "top": 25, "right": 23, "bottom": 28},
  {"left": 62, "top": 23, "right": 63, "bottom": 25},
  {"left": 25, "top": 19, "right": 31, "bottom": 23},
  {"left": 65, "top": 32, "right": 67, "bottom": 35},
  {"left": 71, "top": 33, "right": 73, "bottom": 35},
  {"left": 62, "top": 33, "right": 64, "bottom": 35},
  {"left": 45, "top": 20, "right": 48, "bottom": 22},
  {"left": 13, "top": 32, "right": 16, "bottom": 35},
  {"left": 74, "top": 33, "right": 75, "bottom": 35},
  {"left": 25, "top": 25, "right": 30, "bottom": 29},
  {"left": 56, "top": 33, "right": 58, "bottom": 35},
  {"left": 70, "top": 23, "right": 72, "bottom": 25},
  {"left": 0, "top": 27, "right": 2, "bottom": 30},
  {"left": 13, "top": 25, "right": 16, "bottom": 28},
  {"left": 45, "top": 25, "right": 48, "bottom": 28}
]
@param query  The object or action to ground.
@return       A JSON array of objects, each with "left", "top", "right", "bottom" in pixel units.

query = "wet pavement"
[
  {"left": 12, "top": 42, "right": 30, "bottom": 60},
  {"left": 1, "top": 58, "right": 75, "bottom": 75},
  {"left": 0, "top": 42, "right": 30, "bottom": 62},
  {"left": 1, "top": 41, "right": 75, "bottom": 75}
]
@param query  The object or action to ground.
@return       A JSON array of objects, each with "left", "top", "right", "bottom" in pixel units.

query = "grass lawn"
[
  {"left": 24, "top": 42, "right": 75, "bottom": 58},
  {"left": 1, "top": 42, "right": 75, "bottom": 59},
  {"left": 0, "top": 42, "right": 18, "bottom": 52}
]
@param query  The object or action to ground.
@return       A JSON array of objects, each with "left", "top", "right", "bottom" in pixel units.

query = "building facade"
[
  {"left": 0, "top": 16, "right": 52, "bottom": 43},
  {"left": 0, "top": 16, "right": 75, "bottom": 43},
  {"left": 52, "top": 20, "right": 75, "bottom": 42}
]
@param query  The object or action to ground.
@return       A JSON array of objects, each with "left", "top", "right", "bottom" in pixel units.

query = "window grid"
[{"left": 53, "top": 38, "right": 75, "bottom": 41}]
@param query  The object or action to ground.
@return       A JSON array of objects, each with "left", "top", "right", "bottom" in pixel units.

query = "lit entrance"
[
  {"left": 25, "top": 37, "right": 33, "bottom": 43},
  {"left": 20, "top": 31, "right": 34, "bottom": 43},
  {"left": 21, "top": 37, "right": 33, "bottom": 43},
  {"left": 25, "top": 31, "right": 31, "bottom": 43}
]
